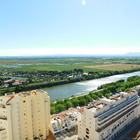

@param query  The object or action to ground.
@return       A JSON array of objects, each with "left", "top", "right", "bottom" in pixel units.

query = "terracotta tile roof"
[
  {"left": 77, "top": 106, "right": 85, "bottom": 114},
  {"left": 51, "top": 107, "right": 86, "bottom": 120},
  {"left": 4, "top": 79, "right": 12, "bottom": 83}
]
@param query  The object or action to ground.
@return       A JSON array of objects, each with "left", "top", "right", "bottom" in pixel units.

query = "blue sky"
[{"left": 0, "top": 0, "right": 140, "bottom": 56}]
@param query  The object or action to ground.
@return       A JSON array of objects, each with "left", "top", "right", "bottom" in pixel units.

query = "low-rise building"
[
  {"left": 78, "top": 91, "right": 140, "bottom": 140},
  {"left": 12, "top": 80, "right": 24, "bottom": 85},
  {"left": 51, "top": 107, "right": 84, "bottom": 139}
]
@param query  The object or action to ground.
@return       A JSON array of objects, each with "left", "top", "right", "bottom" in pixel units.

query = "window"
[
  {"left": 86, "top": 128, "right": 89, "bottom": 134},
  {"left": 86, "top": 131, "right": 89, "bottom": 134},
  {"left": 107, "top": 129, "right": 110, "bottom": 134}
]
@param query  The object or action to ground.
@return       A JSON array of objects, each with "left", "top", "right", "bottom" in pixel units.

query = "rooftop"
[
  {"left": 87, "top": 91, "right": 137, "bottom": 111},
  {"left": 0, "top": 90, "right": 48, "bottom": 105},
  {"left": 135, "top": 85, "right": 140, "bottom": 89},
  {"left": 51, "top": 107, "right": 85, "bottom": 121}
]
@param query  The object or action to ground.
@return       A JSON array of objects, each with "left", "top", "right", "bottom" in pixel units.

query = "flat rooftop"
[
  {"left": 0, "top": 90, "right": 47, "bottom": 105},
  {"left": 51, "top": 107, "right": 85, "bottom": 121},
  {"left": 87, "top": 91, "right": 137, "bottom": 111}
]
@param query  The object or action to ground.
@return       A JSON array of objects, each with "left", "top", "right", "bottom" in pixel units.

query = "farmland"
[
  {"left": 0, "top": 57, "right": 140, "bottom": 72},
  {"left": 85, "top": 64, "right": 140, "bottom": 71},
  {"left": 0, "top": 57, "right": 140, "bottom": 95}
]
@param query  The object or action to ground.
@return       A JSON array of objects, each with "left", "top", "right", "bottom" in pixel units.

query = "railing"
[
  {"left": 98, "top": 101, "right": 137, "bottom": 126},
  {"left": 97, "top": 95, "right": 138, "bottom": 120},
  {"left": 96, "top": 105, "right": 138, "bottom": 132}
]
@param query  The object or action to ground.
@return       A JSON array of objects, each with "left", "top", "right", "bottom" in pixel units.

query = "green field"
[
  {"left": 0, "top": 57, "right": 140, "bottom": 72},
  {"left": 0, "top": 57, "right": 140, "bottom": 96},
  {"left": 18, "top": 64, "right": 107, "bottom": 72},
  {"left": 85, "top": 64, "right": 140, "bottom": 71}
]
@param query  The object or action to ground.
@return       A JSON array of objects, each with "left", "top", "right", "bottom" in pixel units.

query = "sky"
[{"left": 0, "top": 0, "right": 140, "bottom": 56}]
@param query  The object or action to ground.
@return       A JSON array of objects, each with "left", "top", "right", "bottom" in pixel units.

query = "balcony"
[
  {"left": 96, "top": 105, "right": 138, "bottom": 132},
  {"left": 97, "top": 96, "right": 138, "bottom": 121},
  {"left": 98, "top": 101, "right": 137, "bottom": 126},
  {"left": 0, "top": 129, "right": 5, "bottom": 131}
]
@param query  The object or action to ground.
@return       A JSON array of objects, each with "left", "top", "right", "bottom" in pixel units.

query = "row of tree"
[
  {"left": 0, "top": 68, "right": 140, "bottom": 95},
  {"left": 50, "top": 75, "right": 140, "bottom": 114}
]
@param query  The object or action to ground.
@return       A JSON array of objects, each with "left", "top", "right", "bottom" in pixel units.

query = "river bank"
[
  {"left": 44, "top": 71, "right": 140, "bottom": 101},
  {"left": 50, "top": 74, "right": 140, "bottom": 114},
  {"left": 0, "top": 70, "right": 140, "bottom": 99}
]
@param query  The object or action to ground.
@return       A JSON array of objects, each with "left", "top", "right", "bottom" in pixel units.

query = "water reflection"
[{"left": 43, "top": 71, "right": 140, "bottom": 101}]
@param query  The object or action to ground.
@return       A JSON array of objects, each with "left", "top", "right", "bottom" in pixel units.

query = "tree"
[
  {"left": 64, "top": 98, "right": 70, "bottom": 103},
  {"left": 105, "top": 93, "right": 110, "bottom": 99},
  {"left": 28, "top": 78, "right": 33, "bottom": 83},
  {"left": 107, "top": 85, "right": 117, "bottom": 93},
  {"left": 85, "top": 95, "right": 92, "bottom": 102},
  {"left": 8, "top": 81, "right": 14, "bottom": 87},
  {"left": 65, "top": 101, "right": 72, "bottom": 109},
  {"left": 96, "top": 92, "right": 103, "bottom": 98},
  {"left": 15, "top": 85, "right": 23, "bottom": 93},
  {"left": 72, "top": 98, "right": 79, "bottom": 107},
  {"left": 56, "top": 104, "right": 65, "bottom": 112},
  {"left": 91, "top": 94, "right": 98, "bottom": 100},
  {"left": 50, "top": 106, "right": 56, "bottom": 114},
  {"left": 0, "top": 80, "right": 3, "bottom": 86},
  {"left": 103, "top": 88, "right": 110, "bottom": 95},
  {"left": 78, "top": 99, "right": 86, "bottom": 106},
  {"left": 57, "top": 99, "right": 63, "bottom": 104},
  {"left": 125, "top": 88, "right": 131, "bottom": 92}
]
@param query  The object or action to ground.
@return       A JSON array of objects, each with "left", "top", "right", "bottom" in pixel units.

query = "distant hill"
[
  {"left": 0, "top": 53, "right": 140, "bottom": 58},
  {"left": 125, "top": 52, "right": 140, "bottom": 57}
]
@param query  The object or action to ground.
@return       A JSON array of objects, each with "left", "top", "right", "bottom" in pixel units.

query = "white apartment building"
[
  {"left": 51, "top": 107, "right": 84, "bottom": 136},
  {"left": 0, "top": 90, "right": 50, "bottom": 140},
  {"left": 78, "top": 91, "right": 140, "bottom": 140}
]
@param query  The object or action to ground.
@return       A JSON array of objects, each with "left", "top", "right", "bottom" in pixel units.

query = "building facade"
[
  {"left": 51, "top": 107, "right": 84, "bottom": 139},
  {"left": 0, "top": 90, "right": 50, "bottom": 140},
  {"left": 78, "top": 91, "right": 140, "bottom": 140}
]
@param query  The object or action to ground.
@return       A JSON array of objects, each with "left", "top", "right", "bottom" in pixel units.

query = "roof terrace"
[{"left": 87, "top": 91, "right": 137, "bottom": 111}]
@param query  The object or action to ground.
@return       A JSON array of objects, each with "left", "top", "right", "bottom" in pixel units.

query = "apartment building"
[
  {"left": 0, "top": 90, "right": 50, "bottom": 140},
  {"left": 51, "top": 107, "right": 84, "bottom": 137},
  {"left": 78, "top": 91, "right": 140, "bottom": 140}
]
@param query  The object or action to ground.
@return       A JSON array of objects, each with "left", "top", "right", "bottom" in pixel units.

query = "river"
[{"left": 43, "top": 71, "right": 140, "bottom": 101}]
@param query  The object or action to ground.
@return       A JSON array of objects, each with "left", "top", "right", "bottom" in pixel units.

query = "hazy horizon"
[
  {"left": 0, "top": 48, "right": 139, "bottom": 56},
  {"left": 0, "top": 51, "right": 139, "bottom": 57}
]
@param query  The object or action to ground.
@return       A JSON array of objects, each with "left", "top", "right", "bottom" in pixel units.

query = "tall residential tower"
[{"left": 0, "top": 90, "right": 50, "bottom": 140}]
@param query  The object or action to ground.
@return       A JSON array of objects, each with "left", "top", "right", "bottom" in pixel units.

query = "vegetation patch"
[
  {"left": 50, "top": 75, "right": 140, "bottom": 114},
  {"left": 51, "top": 76, "right": 140, "bottom": 114},
  {"left": 85, "top": 64, "right": 140, "bottom": 71}
]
